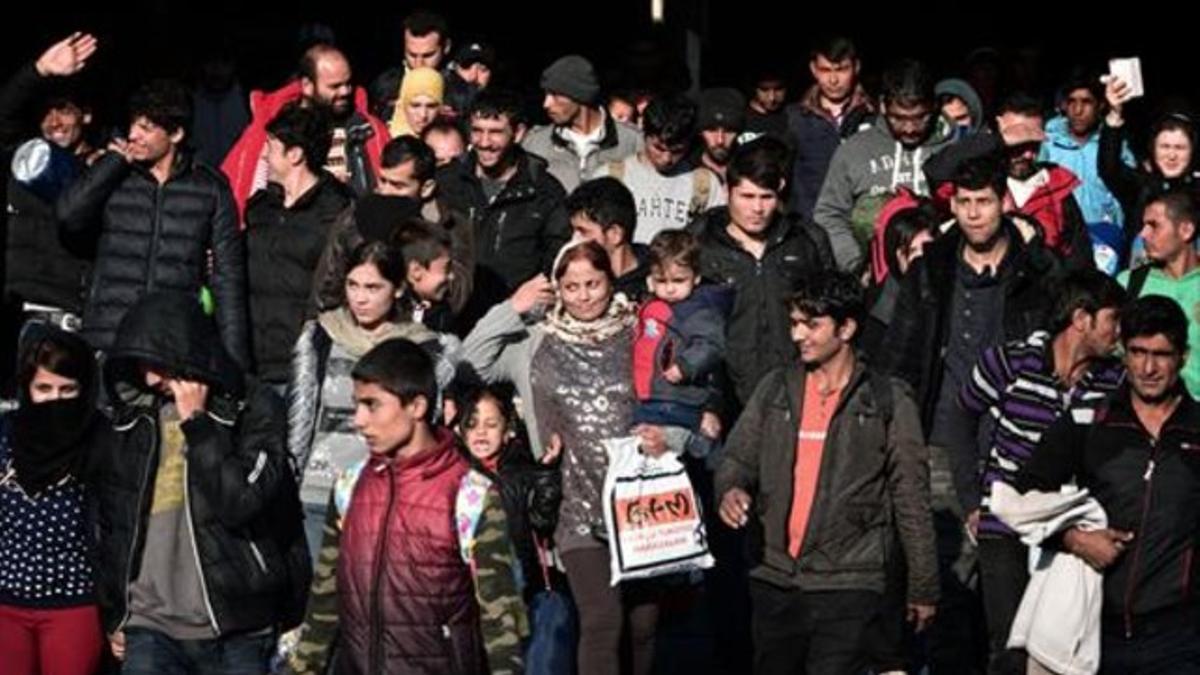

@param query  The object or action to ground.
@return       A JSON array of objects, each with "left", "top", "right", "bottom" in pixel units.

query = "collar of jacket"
[
  {"left": 779, "top": 356, "right": 873, "bottom": 422},
  {"left": 366, "top": 427, "right": 464, "bottom": 479},
  {"left": 921, "top": 218, "right": 1049, "bottom": 296},
  {"left": 130, "top": 148, "right": 196, "bottom": 184},
  {"left": 705, "top": 208, "right": 796, "bottom": 255},
  {"left": 1097, "top": 382, "right": 1200, "bottom": 436},
  {"left": 458, "top": 147, "right": 542, "bottom": 204},
  {"left": 798, "top": 83, "right": 874, "bottom": 123},
  {"left": 255, "top": 171, "right": 348, "bottom": 211},
  {"left": 549, "top": 108, "right": 620, "bottom": 154},
  {"left": 1045, "top": 116, "right": 1100, "bottom": 151}
]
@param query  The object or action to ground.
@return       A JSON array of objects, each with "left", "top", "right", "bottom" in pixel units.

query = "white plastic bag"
[{"left": 601, "top": 436, "right": 714, "bottom": 585}]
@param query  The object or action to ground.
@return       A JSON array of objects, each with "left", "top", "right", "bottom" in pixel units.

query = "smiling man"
[{"left": 437, "top": 88, "right": 570, "bottom": 296}]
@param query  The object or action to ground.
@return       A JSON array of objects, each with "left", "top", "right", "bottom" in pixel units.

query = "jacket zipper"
[
  {"left": 1124, "top": 436, "right": 1158, "bottom": 639},
  {"left": 368, "top": 465, "right": 398, "bottom": 675},
  {"left": 183, "top": 426, "right": 222, "bottom": 635},
  {"left": 146, "top": 183, "right": 164, "bottom": 292},
  {"left": 248, "top": 541, "right": 268, "bottom": 574},
  {"left": 118, "top": 414, "right": 157, "bottom": 631},
  {"left": 493, "top": 211, "right": 507, "bottom": 255}
]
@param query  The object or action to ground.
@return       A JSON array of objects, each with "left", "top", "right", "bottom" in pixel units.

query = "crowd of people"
[{"left": 1, "top": 11, "right": 1199, "bottom": 675}]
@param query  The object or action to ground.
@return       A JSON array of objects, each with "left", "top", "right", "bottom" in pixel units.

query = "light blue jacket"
[{"left": 1040, "top": 116, "right": 1134, "bottom": 228}]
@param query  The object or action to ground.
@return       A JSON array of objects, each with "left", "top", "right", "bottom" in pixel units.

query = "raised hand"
[{"left": 35, "top": 32, "right": 99, "bottom": 78}]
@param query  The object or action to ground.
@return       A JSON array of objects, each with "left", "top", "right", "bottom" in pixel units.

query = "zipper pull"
[{"left": 1143, "top": 459, "right": 1156, "bottom": 482}]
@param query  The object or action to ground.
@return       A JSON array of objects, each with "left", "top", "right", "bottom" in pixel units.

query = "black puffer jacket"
[
  {"left": 460, "top": 438, "right": 563, "bottom": 601},
  {"left": 691, "top": 208, "right": 835, "bottom": 407},
  {"left": 89, "top": 292, "right": 310, "bottom": 635},
  {"left": 56, "top": 151, "right": 250, "bottom": 368},
  {"left": 245, "top": 173, "right": 353, "bottom": 383},
  {"left": 436, "top": 148, "right": 571, "bottom": 293},
  {"left": 0, "top": 62, "right": 92, "bottom": 312},
  {"left": 1017, "top": 387, "right": 1200, "bottom": 634}
]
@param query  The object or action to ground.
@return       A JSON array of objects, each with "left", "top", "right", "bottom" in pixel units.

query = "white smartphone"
[{"left": 1108, "top": 57, "right": 1145, "bottom": 99}]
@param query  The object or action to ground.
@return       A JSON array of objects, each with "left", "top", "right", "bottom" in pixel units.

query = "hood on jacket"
[
  {"left": 104, "top": 292, "right": 245, "bottom": 407},
  {"left": 935, "top": 78, "right": 985, "bottom": 133}
]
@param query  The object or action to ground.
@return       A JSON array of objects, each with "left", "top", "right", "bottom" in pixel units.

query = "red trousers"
[{"left": 0, "top": 603, "right": 104, "bottom": 675}]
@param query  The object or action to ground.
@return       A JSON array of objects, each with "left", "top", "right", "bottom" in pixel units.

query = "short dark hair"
[
  {"left": 404, "top": 9, "right": 449, "bottom": 39},
  {"left": 883, "top": 201, "right": 940, "bottom": 276},
  {"left": 17, "top": 325, "right": 94, "bottom": 401},
  {"left": 952, "top": 155, "right": 1007, "bottom": 198},
  {"left": 469, "top": 88, "right": 524, "bottom": 129},
  {"left": 1059, "top": 67, "right": 1104, "bottom": 103},
  {"left": 996, "top": 92, "right": 1044, "bottom": 119},
  {"left": 128, "top": 79, "right": 192, "bottom": 135},
  {"left": 554, "top": 240, "right": 614, "bottom": 285},
  {"left": 392, "top": 219, "right": 451, "bottom": 268},
  {"left": 786, "top": 270, "right": 866, "bottom": 329},
  {"left": 347, "top": 240, "right": 406, "bottom": 289},
  {"left": 265, "top": 102, "right": 333, "bottom": 174},
  {"left": 1148, "top": 190, "right": 1198, "bottom": 243},
  {"left": 420, "top": 118, "right": 465, "bottom": 143},
  {"left": 380, "top": 135, "right": 436, "bottom": 180},
  {"left": 881, "top": 59, "right": 934, "bottom": 107},
  {"left": 641, "top": 94, "right": 698, "bottom": 147},
  {"left": 648, "top": 230, "right": 701, "bottom": 272},
  {"left": 565, "top": 177, "right": 637, "bottom": 243},
  {"left": 811, "top": 36, "right": 858, "bottom": 64},
  {"left": 352, "top": 338, "right": 438, "bottom": 419},
  {"left": 1120, "top": 295, "right": 1190, "bottom": 355},
  {"left": 1046, "top": 269, "right": 1127, "bottom": 334},
  {"left": 727, "top": 137, "right": 790, "bottom": 193}
]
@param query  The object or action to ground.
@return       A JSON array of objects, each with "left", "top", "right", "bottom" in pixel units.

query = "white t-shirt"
[{"left": 595, "top": 154, "right": 726, "bottom": 244}]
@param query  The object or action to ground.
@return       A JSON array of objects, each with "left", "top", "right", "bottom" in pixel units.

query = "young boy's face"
[
  {"left": 649, "top": 260, "right": 698, "bottom": 304},
  {"left": 408, "top": 253, "right": 453, "bottom": 304},
  {"left": 352, "top": 381, "right": 424, "bottom": 456}
]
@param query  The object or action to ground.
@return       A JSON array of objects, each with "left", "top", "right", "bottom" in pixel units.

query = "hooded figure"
[
  {"left": 935, "top": 78, "right": 985, "bottom": 136},
  {"left": 91, "top": 292, "right": 311, "bottom": 646},
  {"left": 389, "top": 67, "right": 445, "bottom": 138}
]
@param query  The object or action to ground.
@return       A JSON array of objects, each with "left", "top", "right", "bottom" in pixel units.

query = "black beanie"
[{"left": 540, "top": 55, "right": 600, "bottom": 105}]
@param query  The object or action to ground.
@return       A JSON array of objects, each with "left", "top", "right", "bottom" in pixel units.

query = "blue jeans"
[{"left": 122, "top": 627, "right": 274, "bottom": 675}]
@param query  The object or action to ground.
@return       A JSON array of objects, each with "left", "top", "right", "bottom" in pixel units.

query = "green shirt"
[{"left": 1119, "top": 266, "right": 1200, "bottom": 398}]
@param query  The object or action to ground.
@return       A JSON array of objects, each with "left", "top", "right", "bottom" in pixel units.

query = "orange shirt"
[{"left": 787, "top": 377, "right": 841, "bottom": 558}]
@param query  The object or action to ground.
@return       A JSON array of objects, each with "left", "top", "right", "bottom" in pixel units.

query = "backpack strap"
[
  {"left": 608, "top": 159, "right": 626, "bottom": 182},
  {"left": 1127, "top": 264, "right": 1152, "bottom": 299}
]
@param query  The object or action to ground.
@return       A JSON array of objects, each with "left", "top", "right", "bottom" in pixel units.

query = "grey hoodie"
[
  {"left": 935, "top": 78, "right": 985, "bottom": 133},
  {"left": 813, "top": 114, "right": 955, "bottom": 271}
]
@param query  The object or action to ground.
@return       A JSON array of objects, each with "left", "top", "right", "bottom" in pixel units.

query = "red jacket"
[
  {"left": 337, "top": 429, "right": 482, "bottom": 675},
  {"left": 220, "top": 81, "right": 389, "bottom": 226},
  {"left": 1003, "top": 165, "right": 1081, "bottom": 253}
]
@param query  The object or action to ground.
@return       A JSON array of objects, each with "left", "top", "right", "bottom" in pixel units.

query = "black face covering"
[{"left": 9, "top": 394, "right": 96, "bottom": 496}]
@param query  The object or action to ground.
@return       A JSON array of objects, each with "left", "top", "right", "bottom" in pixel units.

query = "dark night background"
[{"left": 0, "top": 2, "right": 1195, "bottom": 157}]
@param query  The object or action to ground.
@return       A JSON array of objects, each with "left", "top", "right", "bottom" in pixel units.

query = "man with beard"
[
  {"left": 994, "top": 93, "right": 1093, "bottom": 270},
  {"left": 696, "top": 88, "right": 745, "bottom": 186},
  {"left": 56, "top": 80, "right": 249, "bottom": 368},
  {"left": 438, "top": 88, "right": 570, "bottom": 315},
  {"left": 222, "top": 44, "right": 389, "bottom": 223},
  {"left": 814, "top": 59, "right": 955, "bottom": 272},
  {"left": 368, "top": 10, "right": 452, "bottom": 122}
]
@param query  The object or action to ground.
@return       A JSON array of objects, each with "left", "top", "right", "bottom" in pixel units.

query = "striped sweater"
[{"left": 959, "top": 331, "right": 1124, "bottom": 536}]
